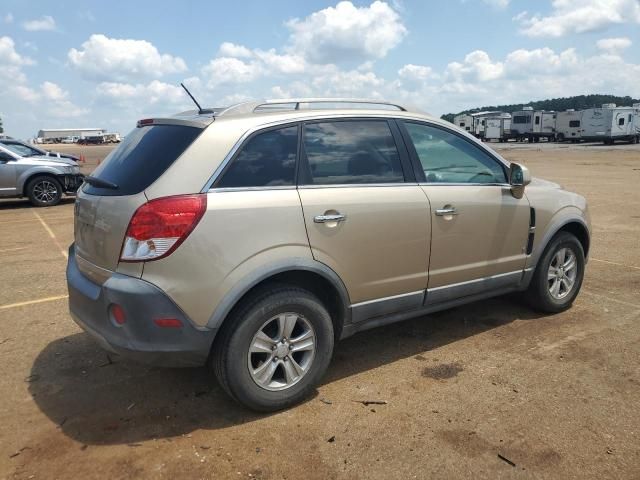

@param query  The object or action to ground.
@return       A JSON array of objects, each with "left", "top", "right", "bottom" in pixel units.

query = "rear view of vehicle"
[{"left": 68, "top": 117, "right": 218, "bottom": 365}]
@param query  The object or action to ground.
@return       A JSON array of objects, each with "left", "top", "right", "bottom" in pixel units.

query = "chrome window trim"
[
  {"left": 207, "top": 183, "right": 420, "bottom": 193},
  {"left": 208, "top": 185, "right": 297, "bottom": 193},
  {"left": 298, "top": 182, "right": 419, "bottom": 189},
  {"left": 201, "top": 113, "right": 477, "bottom": 192},
  {"left": 418, "top": 182, "right": 511, "bottom": 187}
]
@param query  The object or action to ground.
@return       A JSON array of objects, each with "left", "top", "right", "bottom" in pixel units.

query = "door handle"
[
  {"left": 314, "top": 213, "right": 346, "bottom": 223},
  {"left": 435, "top": 207, "right": 458, "bottom": 216}
]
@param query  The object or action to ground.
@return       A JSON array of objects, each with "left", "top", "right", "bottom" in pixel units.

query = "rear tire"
[
  {"left": 525, "top": 232, "right": 585, "bottom": 313},
  {"left": 211, "top": 285, "right": 334, "bottom": 412},
  {"left": 26, "top": 175, "right": 63, "bottom": 207}
]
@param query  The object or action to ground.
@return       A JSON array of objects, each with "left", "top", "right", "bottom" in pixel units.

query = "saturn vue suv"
[{"left": 67, "top": 99, "right": 590, "bottom": 411}]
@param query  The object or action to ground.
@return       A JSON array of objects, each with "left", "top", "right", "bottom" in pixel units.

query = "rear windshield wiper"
[{"left": 83, "top": 176, "right": 119, "bottom": 190}]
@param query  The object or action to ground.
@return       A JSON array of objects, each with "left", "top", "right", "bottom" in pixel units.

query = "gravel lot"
[{"left": 1, "top": 142, "right": 639, "bottom": 479}]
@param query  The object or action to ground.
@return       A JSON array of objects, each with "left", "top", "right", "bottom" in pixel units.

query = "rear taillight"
[{"left": 120, "top": 194, "right": 207, "bottom": 262}]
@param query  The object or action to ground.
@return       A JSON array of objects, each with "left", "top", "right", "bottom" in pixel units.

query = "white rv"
[
  {"left": 556, "top": 110, "right": 583, "bottom": 142},
  {"left": 482, "top": 115, "right": 512, "bottom": 142},
  {"left": 581, "top": 104, "right": 639, "bottom": 144},
  {"left": 511, "top": 107, "right": 557, "bottom": 142},
  {"left": 469, "top": 111, "right": 503, "bottom": 139},
  {"left": 453, "top": 114, "right": 474, "bottom": 133}
]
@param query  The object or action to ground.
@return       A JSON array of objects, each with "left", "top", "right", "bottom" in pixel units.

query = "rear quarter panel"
[{"left": 141, "top": 189, "right": 313, "bottom": 327}]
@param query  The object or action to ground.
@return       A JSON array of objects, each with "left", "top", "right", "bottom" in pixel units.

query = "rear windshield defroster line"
[{"left": 83, "top": 124, "right": 202, "bottom": 196}]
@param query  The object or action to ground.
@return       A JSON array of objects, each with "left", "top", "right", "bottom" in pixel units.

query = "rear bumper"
[{"left": 66, "top": 245, "right": 216, "bottom": 367}]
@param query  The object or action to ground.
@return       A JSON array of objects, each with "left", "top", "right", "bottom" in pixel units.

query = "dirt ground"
[{"left": 1, "top": 143, "right": 639, "bottom": 479}]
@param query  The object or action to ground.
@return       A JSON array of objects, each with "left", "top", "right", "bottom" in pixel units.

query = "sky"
[{"left": 1, "top": 0, "right": 640, "bottom": 139}]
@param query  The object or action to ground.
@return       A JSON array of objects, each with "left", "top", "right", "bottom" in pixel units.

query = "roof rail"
[{"left": 253, "top": 98, "right": 408, "bottom": 112}]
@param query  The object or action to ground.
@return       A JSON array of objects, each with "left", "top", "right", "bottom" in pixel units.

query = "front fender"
[
  {"left": 17, "top": 166, "right": 67, "bottom": 194},
  {"left": 526, "top": 205, "right": 590, "bottom": 270}
]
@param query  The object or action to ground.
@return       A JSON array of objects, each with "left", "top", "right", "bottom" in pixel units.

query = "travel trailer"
[
  {"left": 469, "top": 111, "right": 504, "bottom": 138},
  {"left": 511, "top": 107, "right": 557, "bottom": 142},
  {"left": 581, "top": 104, "right": 639, "bottom": 144},
  {"left": 482, "top": 115, "right": 512, "bottom": 142},
  {"left": 556, "top": 110, "right": 583, "bottom": 142},
  {"left": 453, "top": 114, "right": 474, "bottom": 133}
]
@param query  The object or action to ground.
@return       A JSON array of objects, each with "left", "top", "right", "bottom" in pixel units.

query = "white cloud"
[
  {"left": 4, "top": 13, "right": 13, "bottom": 24},
  {"left": 516, "top": 0, "right": 640, "bottom": 37},
  {"left": 68, "top": 34, "right": 187, "bottom": 82},
  {"left": 445, "top": 50, "right": 504, "bottom": 83},
  {"left": 0, "top": 36, "right": 35, "bottom": 85},
  {"left": 218, "top": 42, "right": 252, "bottom": 58},
  {"left": 286, "top": 1, "right": 406, "bottom": 64},
  {"left": 96, "top": 80, "right": 189, "bottom": 106},
  {"left": 0, "top": 36, "right": 34, "bottom": 67},
  {"left": 10, "top": 81, "right": 87, "bottom": 117},
  {"left": 201, "top": 57, "right": 262, "bottom": 88},
  {"left": 482, "top": 0, "right": 510, "bottom": 8},
  {"left": 504, "top": 47, "right": 578, "bottom": 75},
  {"left": 22, "top": 15, "right": 56, "bottom": 32},
  {"left": 596, "top": 37, "right": 632, "bottom": 52},
  {"left": 399, "top": 64, "right": 432, "bottom": 81}
]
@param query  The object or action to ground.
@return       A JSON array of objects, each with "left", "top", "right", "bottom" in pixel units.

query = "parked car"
[
  {"left": 67, "top": 99, "right": 590, "bottom": 411},
  {"left": 0, "top": 142, "right": 83, "bottom": 206},
  {"left": 0, "top": 138, "right": 80, "bottom": 162}
]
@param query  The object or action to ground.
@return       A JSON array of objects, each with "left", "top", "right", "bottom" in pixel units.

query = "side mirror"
[{"left": 509, "top": 162, "right": 531, "bottom": 199}]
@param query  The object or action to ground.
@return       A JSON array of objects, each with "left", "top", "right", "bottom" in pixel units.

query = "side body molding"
[{"left": 206, "top": 258, "right": 352, "bottom": 330}]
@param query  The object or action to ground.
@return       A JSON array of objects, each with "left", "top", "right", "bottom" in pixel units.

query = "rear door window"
[
  {"left": 83, "top": 125, "right": 201, "bottom": 196},
  {"left": 301, "top": 120, "right": 404, "bottom": 185},
  {"left": 216, "top": 126, "right": 298, "bottom": 188}
]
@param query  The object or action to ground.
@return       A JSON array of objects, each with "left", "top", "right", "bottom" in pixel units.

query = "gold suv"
[{"left": 67, "top": 99, "right": 590, "bottom": 411}]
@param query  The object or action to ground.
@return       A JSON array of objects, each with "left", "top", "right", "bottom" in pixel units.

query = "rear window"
[
  {"left": 569, "top": 120, "right": 580, "bottom": 128},
  {"left": 215, "top": 126, "right": 298, "bottom": 188},
  {"left": 83, "top": 125, "right": 201, "bottom": 196}
]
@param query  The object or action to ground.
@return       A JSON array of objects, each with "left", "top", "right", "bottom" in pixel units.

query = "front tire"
[
  {"left": 212, "top": 285, "right": 334, "bottom": 411},
  {"left": 525, "top": 232, "right": 585, "bottom": 313},
  {"left": 26, "top": 175, "right": 63, "bottom": 207}
]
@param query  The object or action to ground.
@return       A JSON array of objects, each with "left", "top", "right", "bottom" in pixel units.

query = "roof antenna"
[{"left": 181, "top": 82, "right": 204, "bottom": 114}]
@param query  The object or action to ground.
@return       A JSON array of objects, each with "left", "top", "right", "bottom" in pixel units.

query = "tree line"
[{"left": 440, "top": 94, "right": 640, "bottom": 123}]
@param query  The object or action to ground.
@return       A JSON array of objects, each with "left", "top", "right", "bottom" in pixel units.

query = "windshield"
[{"left": 0, "top": 141, "right": 42, "bottom": 157}]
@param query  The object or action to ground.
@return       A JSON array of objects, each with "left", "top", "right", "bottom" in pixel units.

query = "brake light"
[{"left": 120, "top": 194, "right": 207, "bottom": 262}]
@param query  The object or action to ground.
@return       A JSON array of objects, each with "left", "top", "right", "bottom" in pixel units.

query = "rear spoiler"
[{"left": 137, "top": 116, "right": 214, "bottom": 129}]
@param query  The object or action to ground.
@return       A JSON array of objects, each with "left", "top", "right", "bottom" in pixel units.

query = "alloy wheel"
[
  {"left": 33, "top": 180, "right": 59, "bottom": 204},
  {"left": 547, "top": 247, "right": 578, "bottom": 300},
  {"left": 247, "top": 313, "right": 316, "bottom": 391}
]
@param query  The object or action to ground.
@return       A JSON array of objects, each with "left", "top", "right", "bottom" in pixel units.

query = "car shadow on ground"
[
  {"left": 0, "top": 197, "right": 75, "bottom": 210},
  {"left": 29, "top": 294, "right": 545, "bottom": 446}
]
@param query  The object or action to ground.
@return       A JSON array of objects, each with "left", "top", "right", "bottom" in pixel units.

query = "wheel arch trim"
[
  {"left": 206, "top": 258, "right": 351, "bottom": 330},
  {"left": 18, "top": 168, "right": 65, "bottom": 195},
  {"left": 526, "top": 211, "right": 590, "bottom": 284}
]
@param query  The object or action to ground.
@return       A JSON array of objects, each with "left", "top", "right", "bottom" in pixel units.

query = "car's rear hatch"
[{"left": 74, "top": 120, "right": 207, "bottom": 281}]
